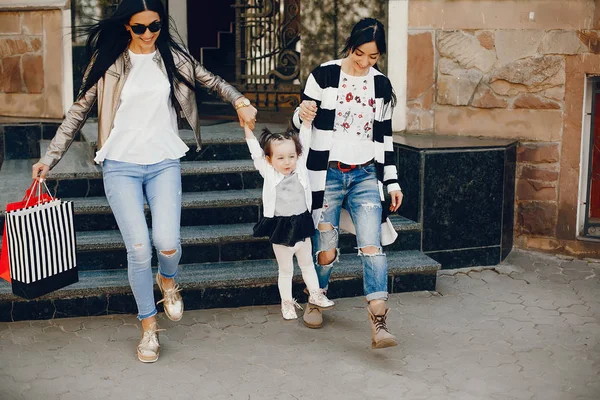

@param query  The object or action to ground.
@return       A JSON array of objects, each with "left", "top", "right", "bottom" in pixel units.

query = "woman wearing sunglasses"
[{"left": 31, "top": 0, "right": 257, "bottom": 363}]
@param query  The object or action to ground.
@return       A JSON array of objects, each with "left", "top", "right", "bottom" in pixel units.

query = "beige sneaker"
[
  {"left": 137, "top": 324, "right": 163, "bottom": 363},
  {"left": 367, "top": 302, "right": 398, "bottom": 349},
  {"left": 282, "top": 299, "right": 303, "bottom": 320},
  {"left": 156, "top": 273, "right": 183, "bottom": 321},
  {"left": 302, "top": 302, "right": 323, "bottom": 329}
]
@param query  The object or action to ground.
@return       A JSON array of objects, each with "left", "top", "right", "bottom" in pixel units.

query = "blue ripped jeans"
[
  {"left": 313, "top": 164, "right": 388, "bottom": 301},
  {"left": 102, "top": 158, "right": 182, "bottom": 320}
]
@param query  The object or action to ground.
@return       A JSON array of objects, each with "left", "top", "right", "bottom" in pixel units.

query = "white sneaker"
[
  {"left": 156, "top": 273, "right": 184, "bottom": 321},
  {"left": 309, "top": 289, "right": 335, "bottom": 310},
  {"left": 281, "top": 299, "right": 303, "bottom": 320},
  {"left": 137, "top": 324, "right": 163, "bottom": 363}
]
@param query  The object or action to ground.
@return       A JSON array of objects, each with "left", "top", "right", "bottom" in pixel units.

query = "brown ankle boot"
[
  {"left": 367, "top": 302, "right": 398, "bottom": 349},
  {"left": 303, "top": 302, "right": 323, "bottom": 328},
  {"left": 302, "top": 287, "right": 324, "bottom": 328}
]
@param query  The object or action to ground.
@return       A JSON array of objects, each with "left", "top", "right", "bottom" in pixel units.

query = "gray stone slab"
[
  {"left": 71, "top": 214, "right": 419, "bottom": 251},
  {"left": 67, "top": 189, "right": 263, "bottom": 213},
  {"left": 0, "top": 160, "right": 258, "bottom": 215},
  {"left": 81, "top": 121, "right": 288, "bottom": 147},
  {"left": 39, "top": 158, "right": 256, "bottom": 180},
  {"left": 0, "top": 250, "right": 439, "bottom": 297},
  {"left": 40, "top": 140, "right": 100, "bottom": 178}
]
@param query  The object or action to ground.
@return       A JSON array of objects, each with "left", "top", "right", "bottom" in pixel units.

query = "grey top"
[{"left": 274, "top": 172, "right": 308, "bottom": 217}]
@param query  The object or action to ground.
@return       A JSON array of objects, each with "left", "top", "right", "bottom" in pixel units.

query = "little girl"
[{"left": 244, "top": 121, "right": 335, "bottom": 320}]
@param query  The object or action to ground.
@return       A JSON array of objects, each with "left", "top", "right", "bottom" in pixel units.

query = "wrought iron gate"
[{"left": 234, "top": 0, "right": 301, "bottom": 110}]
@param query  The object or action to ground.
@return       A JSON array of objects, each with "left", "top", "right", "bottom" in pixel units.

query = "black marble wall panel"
[
  {"left": 199, "top": 285, "right": 281, "bottom": 309},
  {"left": 4, "top": 125, "right": 41, "bottom": 160},
  {"left": 220, "top": 241, "right": 274, "bottom": 261},
  {"left": 179, "top": 206, "right": 260, "bottom": 226},
  {"left": 426, "top": 246, "right": 501, "bottom": 270},
  {"left": 384, "top": 230, "right": 421, "bottom": 251},
  {"left": 422, "top": 150, "right": 505, "bottom": 252},
  {"left": 106, "top": 293, "right": 138, "bottom": 315},
  {"left": 393, "top": 272, "right": 436, "bottom": 292},
  {"left": 179, "top": 244, "right": 220, "bottom": 264},
  {"left": 241, "top": 171, "right": 264, "bottom": 190},
  {"left": 53, "top": 178, "right": 94, "bottom": 198},
  {"left": 12, "top": 298, "right": 55, "bottom": 320},
  {"left": 78, "top": 250, "right": 128, "bottom": 271},
  {"left": 41, "top": 123, "right": 61, "bottom": 140},
  {"left": 182, "top": 173, "right": 244, "bottom": 192},
  {"left": 502, "top": 144, "right": 517, "bottom": 261},
  {"left": 75, "top": 206, "right": 261, "bottom": 232},
  {"left": 1, "top": 122, "right": 80, "bottom": 163},
  {"left": 74, "top": 213, "right": 119, "bottom": 231},
  {"left": 395, "top": 146, "right": 421, "bottom": 223},
  {"left": 54, "top": 295, "right": 108, "bottom": 318},
  {"left": 0, "top": 299, "right": 11, "bottom": 322},
  {"left": 183, "top": 143, "right": 250, "bottom": 162},
  {"left": 87, "top": 179, "right": 106, "bottom": 197}
]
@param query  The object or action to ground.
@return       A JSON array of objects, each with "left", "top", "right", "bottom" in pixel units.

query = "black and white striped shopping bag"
[{"left": 5, "top": 199, "right": 78, "bottom": 299}]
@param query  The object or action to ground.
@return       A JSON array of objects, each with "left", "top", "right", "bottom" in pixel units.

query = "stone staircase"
[
  {"left": 0, "top": 121, "right": 440, "bottom": 322},
  {"left": 195, "top": 24, "right": 238, "bottom": 119}
]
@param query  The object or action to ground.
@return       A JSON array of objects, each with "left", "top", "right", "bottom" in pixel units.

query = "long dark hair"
[
  {"left": 77, "top": 0, "right": 195, "bottom": 103},
  {"left": 340, "top": 18, "right": 396, "bottom": 107},
  {"left": 340, "top": 17, "right": 387, "bottom": 57}
]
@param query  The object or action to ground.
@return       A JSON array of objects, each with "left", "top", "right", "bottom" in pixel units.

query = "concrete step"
[
  {"left": 1, "top": 188, "right": 263, "bottom": 232},
  {"left": 66, "top": 189, "right": 263, "bottom": 231},
  {"left": 0, "top": 156, "right": 263, "bottom": 199},
  {"left": 80, "top": 121, "right": 287, "bottom": 161},
  {"left": 0, "top": 215, "right": 422, "bottom": 270},
  {"left": 0, "top": 250, "right": 440, "bottom": 322}
]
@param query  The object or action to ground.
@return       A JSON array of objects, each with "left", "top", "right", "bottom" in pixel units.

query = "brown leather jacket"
[{"left": 40, "top": 49, "right": 243, "bottom": 169}]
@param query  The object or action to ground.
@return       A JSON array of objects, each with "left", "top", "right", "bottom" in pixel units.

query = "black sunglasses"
[{"left": 129, "top": 21, "right": 161, "bottom": 35}]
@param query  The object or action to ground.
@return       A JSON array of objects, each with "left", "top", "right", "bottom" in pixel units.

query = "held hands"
[
  {"left": 299, "top": 100, "right": 317, "bottom": 125},
  {"left": 389, "top": 190, "right": 403, "bottom": 213},
  {"left": 32, "top": 162, "right": 50, "bottom": 181},
  {"left": 235, "top": 98, "right": 258, "bottom": 131}
]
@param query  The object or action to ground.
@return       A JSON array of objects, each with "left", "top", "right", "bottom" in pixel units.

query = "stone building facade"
[
  {"left": 0, "top": 1, "right": 71, "bottom": 119},
  {"left": 405, "top": 0, "right": 600, "bottom": 257},
  {"left": 2, "top": 0, "right": 600, "bottom": 257}
]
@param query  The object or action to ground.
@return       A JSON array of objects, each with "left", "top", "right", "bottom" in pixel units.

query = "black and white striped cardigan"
[{"left": 292, "top": 60, "right": 401, "bottom": 246}]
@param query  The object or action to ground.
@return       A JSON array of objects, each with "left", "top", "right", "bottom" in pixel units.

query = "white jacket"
[{"left": 246, "top": 125, "right": 313, "bottom": 219}]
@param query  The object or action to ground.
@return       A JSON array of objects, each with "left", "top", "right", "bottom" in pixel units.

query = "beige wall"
[
  {"left": 409, "top": 0, "right": 596, "bottom": 30},
  {"left": 0, "top": 8, "right": 65, "bottom": 119}
]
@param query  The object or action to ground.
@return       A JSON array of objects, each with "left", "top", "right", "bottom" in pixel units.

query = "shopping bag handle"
[{"left": 23, "top": 179, "right": 55, "bottom": 207}]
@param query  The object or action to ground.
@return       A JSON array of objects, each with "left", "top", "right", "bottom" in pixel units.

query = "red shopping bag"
[{"left": 1, "top": 180, "right": 53, "bottom": 282}]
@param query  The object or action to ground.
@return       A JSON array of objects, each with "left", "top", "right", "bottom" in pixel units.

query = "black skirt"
[{"left": 253, "top": 210, "right": 315, "bottom": 246}]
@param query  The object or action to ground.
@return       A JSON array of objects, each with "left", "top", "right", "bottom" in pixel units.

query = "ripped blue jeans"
[
  {"left": 313, "top": 164, "right": 388, "bottom": 301},
  {"left": 102, "top": 158, "right": 182, "bottom": 320}
]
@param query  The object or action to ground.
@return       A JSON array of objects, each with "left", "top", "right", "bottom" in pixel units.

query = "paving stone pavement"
[{"left": 0, "top": 249, "right": 599, "bottom": 400}]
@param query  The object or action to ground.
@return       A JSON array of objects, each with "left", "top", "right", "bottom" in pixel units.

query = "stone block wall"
[
  {"left": 0, "top": 8, "right": 66, "bottom": 119},
  {"left": 406, "top": 0, "right": 600, "bottom": 256}
]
